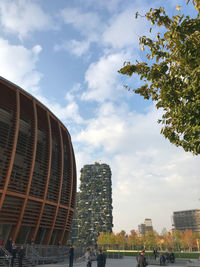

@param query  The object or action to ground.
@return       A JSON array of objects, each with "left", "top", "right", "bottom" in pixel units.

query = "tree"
[
  {"left": 119, "top": 1, "right": 200, "bottom": 154},
  {"left": 97, "top": 232, "right": 116, "bottom": 249},
  {"left": 173, "top": 230, "right": 182, "bottom": 251},
  {"left": 115, "top": 230, "right": 127, "bottom": 248},
  {"left": 162, "top": 232, "right": 173, "bottom": 250},
  {"left": 144, "top": 230, "right": 158, "bottom": 249},
  {"left": 127, "top": 230, "right": 140, "bottom": 249},
  {"left": 182, "top": 230, "right": 196, "bottom": 251}
]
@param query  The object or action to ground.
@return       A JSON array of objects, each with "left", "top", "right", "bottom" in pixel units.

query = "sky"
[{"left": 0, "top": 0, "right": 199, "bottom": 234}]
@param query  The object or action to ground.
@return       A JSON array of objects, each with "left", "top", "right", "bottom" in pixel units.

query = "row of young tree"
[{"left": 97, "top": 229, "right": 200, "bottom": 252}]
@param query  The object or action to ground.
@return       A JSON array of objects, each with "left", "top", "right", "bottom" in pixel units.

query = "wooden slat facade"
[{"left": 0, "top": 77, "right": 76, "bottom": 245}]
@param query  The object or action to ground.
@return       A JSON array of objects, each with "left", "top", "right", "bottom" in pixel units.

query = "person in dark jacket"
[
  {"left": 160, "top": 254, "right": 166, "bottom": 266},
  {"left": 165, "top": 252, "right": 169, "bottom": 263},
  {"left": 6, "top": 237, "right": 12, "bottom": 253},
  {"left": 11, "top": 241, "right": 17, "bottom": 267},
  {"left": 153, "top": 249, "right": 158, "bottom": 260},
  {"left": 138, "top": 250, "right": 148, "bottom": 267},
  {"left": 69, "top": 245, "right": 74, "bottom": 267},
  {"left": 97, "top": 249, "right": 106, "bottom": 267},
  {"left": 169, "top": 252, "right": 175, "bottom": 263},
  {"left": 18, "top": 245, "right": 24, "bottom": 267},
  {"left": 0, "top": 235, "right": 3, "bottom": 256}
]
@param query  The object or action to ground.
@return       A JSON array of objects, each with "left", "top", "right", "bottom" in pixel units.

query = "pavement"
[{"left": 39, "top": 256, "right": 187, "bottom": 267}]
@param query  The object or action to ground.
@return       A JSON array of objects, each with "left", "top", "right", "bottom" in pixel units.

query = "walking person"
[
  {"left": 78, "top": 247, "right": 92, "bottom": 267},
  {"left": 97, "top": 249, "right": 106, "bottom": 267},
  {"left": 153, "top": 249, "right": 158, "bottom": 260},
  {"left": 160, "top": 254, "right": 166, "bottom": 266},
  {"left": 18, "top": 245, "right": 24, "bottom": 267},
  {"left": 6, "top": 237, "right": 12, "bottom": 253},
  {"left": 0, "top": 235, "right": 3, "bottom": 256},
  {"left": 85, "top": 247, "right": 92, "bottom": 267},
  {"left": 169, "top": 252, "right": 175, "bottom": 263},
  {"left": 11, "top": 241, "right": 17, "bottom": 267},
  {"left": 138, "top": 250, "right": 148, "bottom": 267},
  {"left": 69, "top": 245, "right": 74, "bottom": 267}
]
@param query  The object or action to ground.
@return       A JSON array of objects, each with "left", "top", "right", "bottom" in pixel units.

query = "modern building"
[
  {"left": 138, "top": 224, "right": 146, "bottom": 236},
  {"left": 173, "top": 209, "right": 200, "bottom": 232},
  {"left": 75, "top": 162, "right": 113, "bottom": 246},
  {"left": 0, "top": 77, "right": 76, "bottom": 245},
  {"left": 138, "top": 218, "right": 153, "bottom": 235}
]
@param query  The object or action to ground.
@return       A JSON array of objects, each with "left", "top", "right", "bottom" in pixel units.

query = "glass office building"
[{"left": 173, "top": 209, "right": 200, "bottom": 232}]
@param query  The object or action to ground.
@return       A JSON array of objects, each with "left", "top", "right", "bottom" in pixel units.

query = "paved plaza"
[{"left": 41, "top": 256, "right": 186, "bottom": 267}]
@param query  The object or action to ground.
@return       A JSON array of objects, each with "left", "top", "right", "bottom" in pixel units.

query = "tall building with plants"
[{"left": 76, "top": 162, "right": 113, "bottom": 246}]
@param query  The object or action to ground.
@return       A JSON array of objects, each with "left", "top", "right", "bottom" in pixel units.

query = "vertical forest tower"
[{"left": 77, "top": 162, "right": 113, "bottom": 246}]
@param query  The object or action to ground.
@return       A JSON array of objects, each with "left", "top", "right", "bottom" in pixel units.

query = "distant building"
[
  {"left": 138, "top": 224, "right": 146, "bottom": 236},
  {"left": 173, "top": 209, "right": 200, "bottom": 232},
  {"left": 75, "top": 162, "right": 113, "bottom": 246},
  {"left": 144, "top": 218, "right": 153, "bottom": 231},
  {"left": 138, "top": 218, "right": 153, "bottom": 235}
]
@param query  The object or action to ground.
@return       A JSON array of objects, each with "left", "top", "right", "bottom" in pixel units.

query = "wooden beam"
[
  {"left": 71, "top": 147, "right": 77, "bottom": 210},
  {"left": 63, "top": 146, "right": 77, "bottom": 244},
  {"left": 32, "top": 110, "right": 52, "bottom": 241},
  {"left": 46, "top": 122, "right": 64, "bottom": 244},
  {"left": 0, "top": 89, "right": 20, "bottom": 210},
  {"left": 60, "top": 132, "right": 75, "bottom": 243},
  {"left": 0, "top": 189, "right": 74, "bottom": 212},
  {"left": 13, "top": 100, "right": 38, "bottom": 240}
]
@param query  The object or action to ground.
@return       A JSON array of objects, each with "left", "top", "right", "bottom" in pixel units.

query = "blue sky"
[{"left": 0, "top": 0, "right": 199, "bottom": 234}]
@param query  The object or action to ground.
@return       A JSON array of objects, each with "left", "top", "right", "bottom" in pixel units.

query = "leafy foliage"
[
  {"left": 75, "top": 163, "right": 113, "bottom": 247},
  {"left": 119, "top": 1, "right": 200, "bottom": 154},
  {"left": 98, "top": 229, "right": 200, "bottom": 251}
]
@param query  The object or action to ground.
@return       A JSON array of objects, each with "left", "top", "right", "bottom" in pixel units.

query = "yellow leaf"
[
  {"left": 174, "top": 16, "right": 178, "bottom": 23},
  {"left": 176, "top": 5, "right": 181, "bottom": 11},
  {"left": 141, "top": 46, "right": 145, "bottom": 51}
]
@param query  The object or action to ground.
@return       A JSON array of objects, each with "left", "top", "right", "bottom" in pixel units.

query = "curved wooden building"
[{"left": 0, "top": 77, "right": 76, "bottom": 245}]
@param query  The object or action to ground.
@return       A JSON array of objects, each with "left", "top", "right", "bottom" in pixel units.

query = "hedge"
[{"left": 106, "top": 250, "right": 200, "bottom": 259}]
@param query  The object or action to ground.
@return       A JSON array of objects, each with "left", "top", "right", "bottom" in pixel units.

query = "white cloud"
[
  {"left": 0, "top": 0, "right": 52, "bottom": 39},
  {"left": 77, "top": 0, "right": 122, "bottom": 12},
  {"left": 65, "top": 83, "right": 82, "bottom": 101},
  {"left": 75, "top": 102, "right": 200, "bottom": 233},
  {"left": 0, "top": 38, "right": 42, "bottom": 92},
  {"left": 57, "top": 3, "right": 152, "bottom": 57},
  {"left": 82, "top": 52, "right": 131, "bottom": 102},
  {"left": 76, "top": 102, "right": 126, "bottom": 151},
  {"left": 36, "top": 94, "right": 84, "bottom": 125},
  {"left": 60, "top": 8, "right": 101, "bottom": 37},
  {"left": 0, "top": 37, "right": 84, "bottom": 126},
  {"left": 103, "top": 8, "right": 150, "bottom": 49},
  {"left": 112, "top": 149, "right": 200, "bottom": 233},
  {"left": 54, "top": 39, "right": 90, "bottom": 57},
  {"left": 57, "top": 7, "right": 103, "bottom": 56}
]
